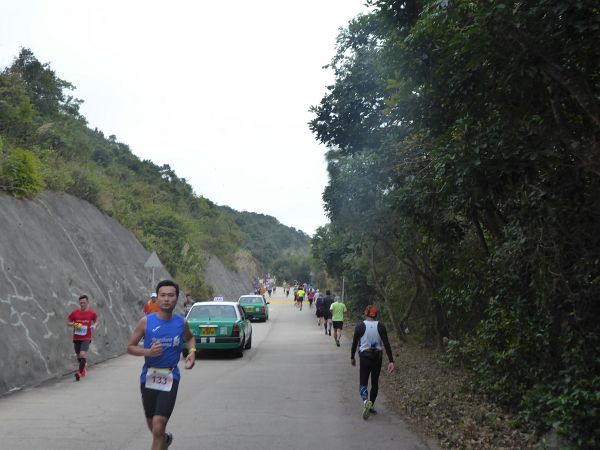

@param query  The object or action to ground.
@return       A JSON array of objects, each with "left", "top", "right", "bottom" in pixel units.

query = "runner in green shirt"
[
  {"left": 330, "top": 296, "right": 347, "bottom": 347},
  {"left": 296, "top": 287, "right": 305, "bottom": 311}
]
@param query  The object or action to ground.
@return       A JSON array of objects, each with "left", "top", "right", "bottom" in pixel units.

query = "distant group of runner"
[
  {"left": 253, "top": 277, "right": 276, "bottom": 298},
  {"left": 282, "top": 281, "right": 395, "bottom": 420},
  {"left": 287, "top": 283, "right": 346, "bottom": 345}
]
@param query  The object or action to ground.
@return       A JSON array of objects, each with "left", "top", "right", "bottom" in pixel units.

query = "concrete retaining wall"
[{"left": 0, "top": 192, "right": 172, "bottom": 395}]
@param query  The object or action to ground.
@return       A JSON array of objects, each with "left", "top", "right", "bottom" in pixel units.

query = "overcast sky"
[{"left": 0, "top": 1, "right": 369, "bottom": 235}]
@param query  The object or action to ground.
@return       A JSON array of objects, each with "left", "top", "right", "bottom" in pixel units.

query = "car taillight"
[
  {"left": 232, "top": 324, "right": 240, "bottom": 337},
  {"left": 261, "top": 307, "right": 265, "bottom": 313}
]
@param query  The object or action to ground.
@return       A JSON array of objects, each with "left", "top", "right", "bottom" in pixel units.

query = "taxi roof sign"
[{"left": 213, "top": 296, "right": 224, "bottom": 302}]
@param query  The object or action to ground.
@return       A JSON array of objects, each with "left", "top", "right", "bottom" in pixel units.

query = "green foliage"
[
  {"left": 64, "top": 164, "right": 101, "bottom": 206},
  {"left": 0, "top": 72, "right": 35, "bottom": 141},
  {"left": 0, "top": 147, "right": 44, "bottom": 197},
  {"left": 310, "top": 1, "right": 600, "bottom": 446},
  {"left": 221, "top": 207, "right": 310, "bottom": 270},
  {"left": 0, "top": 49, "right": 308, "bottom": 304},
  {"left": 270, "top": 254, "right": 311, "bottom": 283},
  {"left": 7, "top": 48, "right": 82, "bottom": 117}
]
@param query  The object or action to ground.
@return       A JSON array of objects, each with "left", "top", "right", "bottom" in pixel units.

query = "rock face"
[
  {"left": 0, "top": 192, "right": 173, "bottom": 395},
  {"left": 203, "top": 250, "right": 257, "bottom": 301}
]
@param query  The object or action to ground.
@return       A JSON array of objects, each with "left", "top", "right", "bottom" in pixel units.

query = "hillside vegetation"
[
  {"left": 0, "top": 48, "right": 310, "bottom": 297},
  {"left": 310, "top": 1, "right": 599, "bottom": 448},
  {"left": 221, "top": 207, "right": 313, "bottom": 283}
]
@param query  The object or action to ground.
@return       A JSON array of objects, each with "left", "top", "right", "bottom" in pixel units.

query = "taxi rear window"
[
  {"left": 240, "top": 297, "right": 264, "bottom": 304},
  {"left": 188, "top": 305, "right": 237, "bottom": 319}
]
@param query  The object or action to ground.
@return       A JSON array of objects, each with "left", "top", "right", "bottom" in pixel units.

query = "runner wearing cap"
[
  {"left": 144, "top": 292, "right": 160, "bottom": 315},
  {"left": 350, "top": 305, "right": 395, "bottom": 419}
]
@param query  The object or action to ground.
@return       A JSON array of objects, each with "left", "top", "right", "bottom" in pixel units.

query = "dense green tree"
[
  {"left": 0, "top": 72, "right": 34, "bottom": 141},
  {"left": 310, "top": 1, "right": 600, "bottom": 446},
  {"left": 6, "top": 48, "right": 82, "bottom": 117}
]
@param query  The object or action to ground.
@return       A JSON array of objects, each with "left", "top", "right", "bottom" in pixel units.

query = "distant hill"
[
  {"left": 221, "top": 207, "right": 310, "bottom": 269},
  {"left": 0, "top": 48, "right": 310, "bottom": 296}
]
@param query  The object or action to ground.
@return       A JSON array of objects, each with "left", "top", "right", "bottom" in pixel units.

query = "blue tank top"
[{"left": 140, "top": 313, "right": 185, "bottom": 383}]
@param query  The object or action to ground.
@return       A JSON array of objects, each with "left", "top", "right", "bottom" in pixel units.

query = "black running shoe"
[{"left": 165, "top": 432, "right": 174, "bottom": 447}]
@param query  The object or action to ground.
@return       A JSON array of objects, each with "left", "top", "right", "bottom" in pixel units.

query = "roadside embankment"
[{"left": 0, "top": 191, "right": 172, "bottom": 395}]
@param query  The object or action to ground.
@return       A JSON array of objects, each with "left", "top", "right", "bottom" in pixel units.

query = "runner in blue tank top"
[{"left": 127, "top": 279, "right": 196, "bottom": 449}]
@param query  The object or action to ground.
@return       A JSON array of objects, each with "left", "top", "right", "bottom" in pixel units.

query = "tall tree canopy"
[{"left": 310, "top": 1, "right": 600, "bottom": 446}]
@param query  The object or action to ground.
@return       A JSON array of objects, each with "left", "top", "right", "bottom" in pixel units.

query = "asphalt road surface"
[{"left": 0, "top": 289, "right": 438, "bottom": 450}]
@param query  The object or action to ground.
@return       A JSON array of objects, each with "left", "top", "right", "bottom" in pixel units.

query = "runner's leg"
[
  {"left": 150, "top": 416, "right": 169, "bottom": 450},
  {"left": 359, "top": 355, "right": 372, "bottom": 417},
  {"left": 142, "top": 382, "right": 178, "bottom": 449},
  {"left": 369, "top": 356, "right": 384, "bottom": 404}
]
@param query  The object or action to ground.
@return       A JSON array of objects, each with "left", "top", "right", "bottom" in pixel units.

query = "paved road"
[{"left": 0, "top": 289, "right": 437, "bottom": 449}]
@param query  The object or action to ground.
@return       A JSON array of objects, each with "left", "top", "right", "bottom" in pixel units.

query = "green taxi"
[
  {"left": 238, "top": 295, "right": 269, "bottom": 321},
  {"left": 184, "top": 301, "right": 252, "bottom": 357}
]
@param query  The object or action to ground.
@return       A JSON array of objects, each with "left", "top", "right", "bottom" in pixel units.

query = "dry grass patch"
[{"left": 381, "top": 341, "right": 537, "bottom": 449}]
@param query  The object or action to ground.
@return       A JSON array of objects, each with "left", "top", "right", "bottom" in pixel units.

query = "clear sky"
[{"left": 0, "top": 1, "right": 369, "bottom": 235}]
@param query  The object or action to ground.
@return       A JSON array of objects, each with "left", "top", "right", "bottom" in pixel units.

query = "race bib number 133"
[{"left": 145, "top": 368, "right": 173, "bottom": 392}]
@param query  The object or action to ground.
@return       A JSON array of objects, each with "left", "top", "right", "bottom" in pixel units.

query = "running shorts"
[
  {"left": 141, "top": 380, "right": 179, "bottom": 418},
  {"left": 73, "top": 340, "right": 91, "bottom": 353},
  {"left": 332, "top": 321, "right": 343, "bottom": 330}
]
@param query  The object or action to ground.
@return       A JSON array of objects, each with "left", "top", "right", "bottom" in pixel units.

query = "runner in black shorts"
[
  {"left": 73, "top": 340, "right": 90, "bottom": 354},
  {"left": 141, "top": 380, "right": 179, "bottom": 419},
  {"left": 127, "top": 280, "right": 196, "bottom": 449},
  {"left": 67, "top": 295, "right": 98, "bottom": 381},
  {"left": 321, "top": 290, "right": 334, "bottom": 335}
]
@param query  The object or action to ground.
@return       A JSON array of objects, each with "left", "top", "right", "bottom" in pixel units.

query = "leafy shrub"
[
  {"left": 0, "top": 147, "right": 44, "bottom": 197},
  {"left": 65, "top": 164, "right": 100, "bottom": 206}
]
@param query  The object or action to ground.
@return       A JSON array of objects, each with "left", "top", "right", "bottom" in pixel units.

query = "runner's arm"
[
  {"left": 350, "top": 322, "right": 365, "bottom": 359},
  {"left": 377, "top": 322, "right": 394, "bottom": 363},
  {"left": 127, "top": 317, "right": 149, "bottom": 356},
  {"left": 183, "top": 320, "right": 196, "bottom": 368}
]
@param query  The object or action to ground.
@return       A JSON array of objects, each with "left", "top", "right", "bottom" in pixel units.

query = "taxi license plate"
[{"left": 201, "top": 326, "right": 216, "bottom": 336}]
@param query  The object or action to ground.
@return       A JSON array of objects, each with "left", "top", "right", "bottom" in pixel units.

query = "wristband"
[{"left": 188, "top": 348, "right": 196, "bottom": 353}]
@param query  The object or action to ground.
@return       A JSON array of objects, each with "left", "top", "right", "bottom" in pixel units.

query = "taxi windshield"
[
  {"left": 240, "top": 297, "right": 264, "bottom": 305},
  {"left": 188, "top": 305, "right": 237, "bottom": 319}
]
